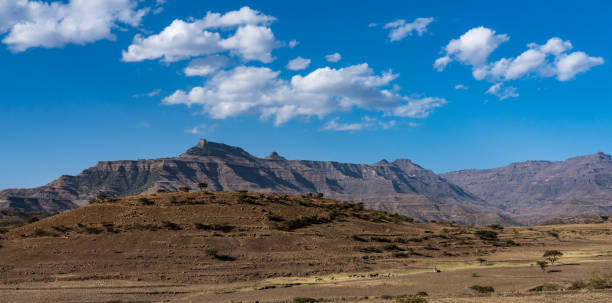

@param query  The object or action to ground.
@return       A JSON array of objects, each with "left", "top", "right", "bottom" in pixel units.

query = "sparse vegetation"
[
  {"left": 547, "top": 230, "right": 560, "bottom": 240},
  {"left": 162, "top": 221, "right": 182, "bottom": 230},
  {"left": 194, "top": 223, "right": 235, "bottom": 233},
  {"left": 477, "top": 257, "right": 486, "bottom": 265},
  {"left": 469, "top": 285, "right": 494, "bottom": 294},
  {"left": 351, "top": 235, "right": 368, "bottom": 242},
  {"left": 396, "top": 295, "right": 427, "bottom": 303},
  {"left": 543, "top": 250, "right": 563, "bottom": 265},
  {"left": 486, "top": 224, "right": 503, "bottom": 230},
  {"left": 474, "top": 230, "right": 498, "bottom": 241},
  {"left": 198, "top": 182, "right": 208, "bottom": 191},
  {"left": 358, "top": 246, "right": 383, "bottom": 253},
  {"left": 205, "top": 248, "right": 236, "bottom": 261},
  {"left": 273, "top": 215, "right": 332, "bottom": 231}
]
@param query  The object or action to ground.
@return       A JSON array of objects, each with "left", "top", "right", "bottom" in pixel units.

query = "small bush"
[
  {"left": 359, "top": 246, "right": 383, "bottom": 253},
  {"left": 178, "top": 186, "right": 190, "bottom": 192},
  {"left": 601, "top": 215, "right": 609, "bottom": 221},
  {"left": 568, "top": 281, "right": 587, "bottom": 290},
  {"left": 543, "top": 250, "right": 563, "bottom": 264},
  {"left": 474, "top": 230, "right": 498, "bottom": 241},
  {"left": 383, "top": 244, "right": 404, "bottom": 251},
  {"left": 33, "top": 228, "right": 50, "bottom": 237},
  {"left": 156, "top": 189, "right": 166, "bottom": 193},
  {"left": 371, "top": 236, "right": 392, "bottom": 243},
  {"left": 547, "top": 230, "right": 560, "bottom": 240},
  {"left": 266, "top": 213, "right": 284, "bottom": 222},
  {"left": 536, "top": 260, "right": 548, "bottom": 272},
  {"left": 486, "top": 224, "right": 504, "bottom": 230},
  {"left": 0, "top": 228, "right": 9, "bottom": 234},
  {"left": 293, "top": 298, "right": 318, "bottom": 303},
  {"left": 52, "top": 225, "right": 71, "bottom": 233},
  {"left": 194, "top": 223, "right": 235, "bottom": 233},
  {"left": 162, "top": 221, "right": 182, "bottom": 230},
  {"left": 204, "top": 248, "right": 218, "bottom": 257},
  {"left": 274, "top": 215, "right": 332, "bottom": 231},
  {"left": 316, "top": 193, "right": 324, "bottom": 198},
  {"left": 85, "top": 227, "right": 103, "bottom": 234},
  {"left": 351, "top": 235, "right": 368, "bottom": 242},
  {"left": 588, "top": 272, "right": 611, "bottom": 289},
  {"left": 469, "top": 285, "right": 494, "bottom": 294},
  {"left": 138, "top": 197, "right": 154, "bottom": 205}
]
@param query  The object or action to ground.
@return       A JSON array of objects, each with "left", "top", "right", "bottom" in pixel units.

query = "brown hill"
[
  {"left": 0, "top": 139, "right": 513, "bottom": 225},
  {"left": 0, "top": 191, "right": 524, "bottom": 285},
  {"left": 442, "top": 153, "right": 612, "bottom": 224}
]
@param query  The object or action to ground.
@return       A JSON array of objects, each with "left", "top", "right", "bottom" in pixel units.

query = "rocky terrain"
[
  {"left": 0, "top": 139, "right": 511, "bottom": 225},
  {"left": 442, "top": 153, "right": 612, "bottom": 224},
  {"left": 0, "top": 192, "right": 610, "bottom": 303}
]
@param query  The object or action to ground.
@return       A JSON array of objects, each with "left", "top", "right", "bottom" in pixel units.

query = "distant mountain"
[
  {"left": 442, "top": 153, "right": 612, "bottom": 224},
  {"left": 0, "top": 139, "right": 513, "bottom": 225}
]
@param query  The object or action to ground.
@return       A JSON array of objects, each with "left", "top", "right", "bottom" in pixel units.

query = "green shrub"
[
  {"left": 204, "top": 248, "right": 218, "bottom": 257},
  {"left": 547, "top": 230, "right": 560, "bottom": 240},
  {"left": 536, "top": 260, "right": 548, "bottom": 272},
  {"left": 383, "top": 244, "right": 404, "bottom": 251},
  {"left": 469, "top": 285, "right": 494, "bottom": 293},
  {"left": 588, "top": 272, "right": 611, "bottom": 289}
]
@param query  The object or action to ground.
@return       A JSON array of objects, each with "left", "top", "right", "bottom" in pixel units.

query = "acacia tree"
[
  {"left": 198, "top": 182, "right": 208, "bottom": 192},
  {"left": 543, "top": 250, "right": 563, "bottom": 265}
]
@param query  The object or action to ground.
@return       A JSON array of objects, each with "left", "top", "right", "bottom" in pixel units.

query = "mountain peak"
[
  {"left": 392, "top": 158, "right": 423, "bottom": 170},
  {"left": 265, "top": 152, "right": 286, "bottom": 161},
  {"left": 180, "top": 139, "right": 254, "bottom": 159}
]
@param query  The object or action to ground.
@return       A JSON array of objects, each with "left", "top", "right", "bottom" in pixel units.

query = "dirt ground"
[{"left": 0, "top": 192, "right": 610, "bottom": 302}]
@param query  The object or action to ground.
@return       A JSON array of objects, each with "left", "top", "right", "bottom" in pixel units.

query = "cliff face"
[
  {"left": 0, "top": 139, "right": 512, "bottom": 225},
  {"left": 442, "top": 153, "right": 612, "bottom": 224}
]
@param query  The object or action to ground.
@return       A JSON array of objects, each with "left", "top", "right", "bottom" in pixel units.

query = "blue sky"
[{"left": 1, "top": 0, "right": 611, "bottom": 189}]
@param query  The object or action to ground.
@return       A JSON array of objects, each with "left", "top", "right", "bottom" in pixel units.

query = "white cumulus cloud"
[
  {"left": 121, "top": 6, "right": 280, "bottom": 63},
  {"left": 325, "top": 52, "right": 341, "bottom": 63},
  {"left": 322, "top": 117, "right": 397, "bottom": 132},
  {"left": 436, "top": 28, "right": 604, "bottom": 99},
  {"left": 163, "top": 63, "right": 445, "bottom": 126},
  {"left": 384, "top": 17, "right": 434, "bottom": 42},
  {"left": 286, "top": 56, "right": 311, "bottom": 71},
  {"left": 0, "top": 0, "right": 148, "bottom": 52}
]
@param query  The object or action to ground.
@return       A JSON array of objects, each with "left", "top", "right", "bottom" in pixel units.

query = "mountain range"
[{"left": 1, "top": 139, "right": 610, "bottom": 225}]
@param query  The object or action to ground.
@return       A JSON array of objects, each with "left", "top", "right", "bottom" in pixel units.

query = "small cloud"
[
  {"left": 486, "top": 83, "right": 518, "bottom": 100},
  {"left": 133, "top": 89, "right": 161, "bottom": 98},
  {"left": 384, "top": 17, "right": 434, "bottom": 42},
  {"left": 185, "top": 123, "right": 216, "bottom": 135},
  {"left": 368, "top": 22, "right": 378, "bottom": 28},
  {"left": 322, "top": 117, "right": 397, "bottom": 132},
  {"left": 288, "top": 40, "right": 299, "bottom": 48},
  {"left": 325, "top": 52, "right": 341, "bottom": 63},
  {"left": 454, "top": 84, "right": 468, "bottom": 90},
  {"left": 286, "top": 56, "right": 311, "bottom": 71}
]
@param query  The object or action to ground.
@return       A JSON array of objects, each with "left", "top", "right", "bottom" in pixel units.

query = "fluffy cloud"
[
  {"left": 325, "top": 52, "right": 341, "bottom": 63},
  {"left": 286, "top": 56, "right": 311, "bottom": 71},
  {"left": 164, "top": 63, "right": 445, "bottom": 126},
  {"left": 0, "top": 0, "right": 148, "bottom": 52},
  {"left": 288, "top": 39, "right": 299, "bottom": 48},
  {"left": 384, "top": 17, "right": 434, "bottom": 42},
  {"left": 454, "top": 84, "right": 468, "bottom": 90},
  {"left": 436, "top": 28, "right": 604, "bottom": 99},
  {"left": 473, "top": 38, "right": 604, "bottom": 82},
  {"left": 184, "top": 55, "right": 230, "bottom": 76},
  {"left": 122, "top": 6, "right": 280, "bottom": 63},
  {"left": 434, "top": 26, "right": 509, "bottom": 71}
]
